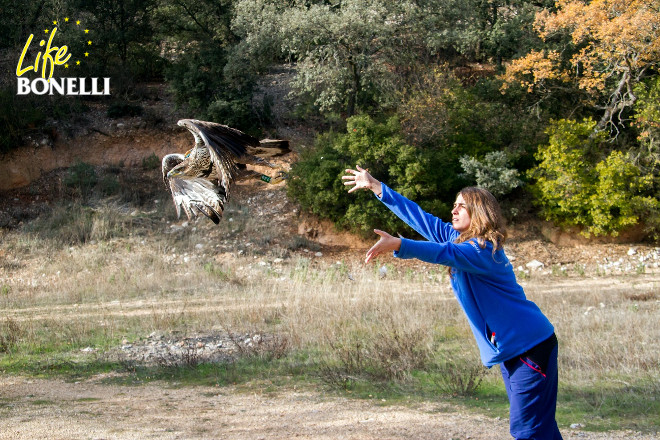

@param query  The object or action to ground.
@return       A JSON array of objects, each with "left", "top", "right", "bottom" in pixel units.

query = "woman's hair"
[{"left": 454, "top": 186, "right": 507, "bottom": 252}]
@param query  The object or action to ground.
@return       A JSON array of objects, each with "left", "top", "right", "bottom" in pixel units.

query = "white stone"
[{"left": 526, "top": 260, "right": 545, "bottom": 270}]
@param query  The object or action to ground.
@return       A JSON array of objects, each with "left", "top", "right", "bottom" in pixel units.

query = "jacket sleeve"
[
  {"left": 394, "top": 237, "right": 497, "bottom": 275},
  {"left": 378, "top": 183, "right": 458, "bottom": 244}
]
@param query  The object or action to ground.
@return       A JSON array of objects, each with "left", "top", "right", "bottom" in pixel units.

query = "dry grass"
[{"left": 1, "top": 192, "right": 659, "bottom": 425}]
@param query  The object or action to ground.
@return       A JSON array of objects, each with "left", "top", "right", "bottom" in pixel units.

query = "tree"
[
  {"left": 233, "top": 0, "right": 436, "bottom": 117},
  {"left": 415, "top": 0, "right": 553, "bottom": 65},
  {"left": 0, "top": 0, "right": 49, "bottom": 49},
  {"left": 76, "top": 0, "right": 158, "bottom": 72},
  {"left": 501, "top": 0, "right": 660, "bottom": 132}
]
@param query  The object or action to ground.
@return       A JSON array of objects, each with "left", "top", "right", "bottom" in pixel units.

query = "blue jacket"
[{"left": 379, "top": 183, "right": 555, "bottom": 367}]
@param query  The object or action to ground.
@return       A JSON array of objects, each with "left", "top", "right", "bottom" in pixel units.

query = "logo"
[{"left": 16, "top": 17, "right": 110, "bottom": 96}]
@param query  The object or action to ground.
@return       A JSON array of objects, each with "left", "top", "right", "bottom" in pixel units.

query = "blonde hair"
[{"left": 454, "top": 187, "right": 507, "bottom": 252}]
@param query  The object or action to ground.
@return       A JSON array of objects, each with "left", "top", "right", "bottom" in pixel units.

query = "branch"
[
  {"left": 174, "top": 0, "right": 215, "bottom": 39},
  {"left": 596, "top": 69, "right": 632, "bottom": 132}
]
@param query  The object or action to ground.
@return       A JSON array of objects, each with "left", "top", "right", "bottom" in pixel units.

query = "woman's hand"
[
  {"left": 365, "top": 229, "right": 401, "bottom": 263},
  {"left": 342, "top": 165, "right": 383, "bottom": 196}
]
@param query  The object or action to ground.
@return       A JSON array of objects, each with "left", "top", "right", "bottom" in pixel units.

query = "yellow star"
[
  {"left": 84, "top": 29, "right": 89, "bottom": 33},
  {"left": 88, "top": 40, "right": 92, "bottom": 45},
  {"left": 65, "top": 64, "right": 69, "bottom": 68},
  {"left": 76, "top": 60, "right": 80, "bottom": 65},
  {"left": 84, "top": 52, "right": 89, "bottom": 57},
  {"left": 76, "top": 20, "right": 81, "bottom": 25},
  {"left": 53, "top": 20, "right": 57, "bottom": 25},
  {"left": 65, "top": 17, "right": 69, "bottom": 22}
]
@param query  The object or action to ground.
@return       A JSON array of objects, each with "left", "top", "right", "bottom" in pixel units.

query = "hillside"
[{"left": 1, "top": 78, "right": 658, "bottom": 277}]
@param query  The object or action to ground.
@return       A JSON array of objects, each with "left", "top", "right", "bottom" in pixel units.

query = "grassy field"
[{"left": 0, "top": 167, "right": 659, "bottom": 434}]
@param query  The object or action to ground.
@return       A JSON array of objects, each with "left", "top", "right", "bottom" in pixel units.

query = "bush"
[
  {"left": 429, "top": 355, "right": 485, "bottom": 396},
  {"left": 460, "top": 151, "right": 523, "bottom": 197},
  {"left": 287, "top": 115, "right": 452, "bottom": 238},
  {"left": 633, "top": 77, "right": 660, "bottom": 170},
  {"left": 529, "top": 119, "right": 660, "bottom": 236},
  {"left": 64, "top": 161, "right": 98, "bottom": 198},
  {"left": 321, "top": 322, "right": 434, "bottom": 383},
  {"left": 142, "top": 153, "right": 161, "bottom": 170}
]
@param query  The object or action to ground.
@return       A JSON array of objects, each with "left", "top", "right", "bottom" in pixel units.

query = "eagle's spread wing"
[
  {"left": 162, "top": 119, "right": 286, "bottom": 225},
  {"left": 177, "top": 119, "right": 273, "bottom": 200},
  {"left": 168, "top": 177, "right": 225, "bottom": 224}
]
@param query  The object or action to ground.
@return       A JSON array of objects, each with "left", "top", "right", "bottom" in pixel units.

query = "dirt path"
[{"left": 0, "top": 376, "right": 654, "bottom": 440}]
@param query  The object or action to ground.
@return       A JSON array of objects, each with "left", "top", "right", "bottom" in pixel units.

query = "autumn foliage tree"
[{"left": 501, "top": 0, "right": 660, "bottom": 132}]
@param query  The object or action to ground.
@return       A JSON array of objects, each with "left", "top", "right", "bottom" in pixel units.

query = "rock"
[
  {"left": 628, "top": 247, "right": 638, "bottom": 256},
  {"left": 379, "top": 265, "right": 388, "bottom": 278},
  {"left": 525, "top": 260, "right": 544, "bottom": 270},
  {"left": 570, "top": 423, "right": 584, "bottom": 429},
  {"left": 315, "top": 252, "right": 323, "bottom": 257}
]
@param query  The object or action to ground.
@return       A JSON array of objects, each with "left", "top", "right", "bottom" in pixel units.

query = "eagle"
[{"left": 162, "top": 119, "right": 288, "bottom": 224}]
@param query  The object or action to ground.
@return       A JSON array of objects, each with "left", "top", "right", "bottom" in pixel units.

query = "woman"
[{"left": 342, "top": 165, "right": 562, "bottom": 440}]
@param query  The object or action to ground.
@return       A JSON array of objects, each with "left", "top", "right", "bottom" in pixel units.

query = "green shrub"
[
  {"left": 64, "top": 161, "right": 98, "bottom": 198},
  {"left": 429, "top": 355, "right": 486, "bottom": 396},
  {"left": 142, "top": 153, "right": 161, "bottom": 170},
  {"left": 0, "top": 318, "right": 21, "bottom": 353},
  {"left": 460, "top": 151, "right": 523, "bottom": 196},
  {"left": 287, "top": 115, "right": 452, "bottom": 238},
  {"left": 633, "top": 76, "right": 660, "bottom": 170},
  {"left": 529, "top": 119, "right": 660, "bottom": 236},
  {"left": 97, "top": 175, "right": 121, "bottom": 196}
]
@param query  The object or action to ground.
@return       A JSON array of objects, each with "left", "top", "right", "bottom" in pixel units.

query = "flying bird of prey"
[{"left": 162, "top": 119, "right": 288, "bottom": 224}]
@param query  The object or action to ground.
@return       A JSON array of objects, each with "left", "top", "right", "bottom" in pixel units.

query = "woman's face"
[{"left": 451, "top": 194, "right": 472, "bottom": 232}]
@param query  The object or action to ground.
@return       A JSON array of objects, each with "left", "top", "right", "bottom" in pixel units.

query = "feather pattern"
[{"left": 162, "top": 119, "right": 285, "bottom": 224}]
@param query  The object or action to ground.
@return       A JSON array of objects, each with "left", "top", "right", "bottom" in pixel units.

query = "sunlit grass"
[{"left": 0, "top": 193, "right": 659, "bottom": 434}]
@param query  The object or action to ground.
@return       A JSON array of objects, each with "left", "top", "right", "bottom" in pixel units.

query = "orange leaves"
[
  {"left": 500, "top": 50, "right": 568, "bottom": 92},
  {"left": 503, "top": 0, "right": 660, "bottom": 96}
]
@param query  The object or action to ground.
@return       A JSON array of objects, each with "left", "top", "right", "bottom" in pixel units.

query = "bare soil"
[{"left": 1, "top": 375, "right": 657, "bottom": 440}]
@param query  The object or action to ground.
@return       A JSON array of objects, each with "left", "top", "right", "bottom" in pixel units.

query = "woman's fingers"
[
  {"left": 365, "top": 230, "right": 394, "bottom": 263},
  {"left": 365, "top": 246, "right": 380, "bottom": 263},
  {"left": 342, "top": 167, "right": 369, "bottom": 193}
]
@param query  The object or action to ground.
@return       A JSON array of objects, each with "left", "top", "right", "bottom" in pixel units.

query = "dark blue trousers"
[{"left": 500, "top": 345, "right": 562, "bottom": 440}]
